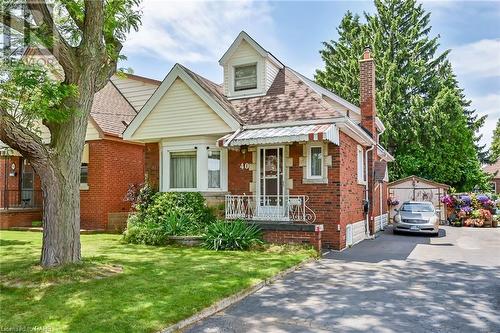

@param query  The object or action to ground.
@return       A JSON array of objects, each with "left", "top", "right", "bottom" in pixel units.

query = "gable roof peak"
[{"left": 219, "top": 31, "right": 283, "bottom": 68}]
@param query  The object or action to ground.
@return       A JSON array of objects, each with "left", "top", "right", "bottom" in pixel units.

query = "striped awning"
[{"left": 218, "top": 123, "right": 339, "bottom": 147}]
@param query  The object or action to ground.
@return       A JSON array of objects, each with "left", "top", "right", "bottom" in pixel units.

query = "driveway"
[{"left": 185, "top": 226, "right": 500, "bottom": 333}]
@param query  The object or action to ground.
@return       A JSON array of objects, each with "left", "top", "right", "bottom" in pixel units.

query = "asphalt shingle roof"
[{"left": 90, "top": 82, "right": 137, "bottom": 137}]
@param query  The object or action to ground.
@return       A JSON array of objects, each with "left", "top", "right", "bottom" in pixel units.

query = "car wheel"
[
  {"left": 393, "top": 230, "right": 398, "bottom": 235},
  {"left": 432, "top": 232, "right": 439, "bottom": 237}
]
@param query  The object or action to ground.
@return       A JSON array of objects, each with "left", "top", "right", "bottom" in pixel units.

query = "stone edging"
[{"left": 158, "top": 256, "right": 318, "bottom": 333}]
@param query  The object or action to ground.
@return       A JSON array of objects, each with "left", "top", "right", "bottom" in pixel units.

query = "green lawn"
[{"left": 0, "top": 231, "right": 315, "bottom": 333}]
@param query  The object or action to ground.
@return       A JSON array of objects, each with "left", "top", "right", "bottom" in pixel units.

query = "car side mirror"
[
  {"left": 393, "top": 208, "right": 398, "bottom": 213},
  {"left": 435, "top": 209, "right": 441, "bottom": 214}
]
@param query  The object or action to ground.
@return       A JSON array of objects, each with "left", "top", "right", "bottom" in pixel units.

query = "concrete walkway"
[{"left": 185, "top": 226, "right": 500, "bottom": 333}]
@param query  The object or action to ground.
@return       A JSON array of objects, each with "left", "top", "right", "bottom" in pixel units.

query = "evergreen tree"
[
  {"left": 491, "top": 119, "right": 500, "bottom": 162},
  {"left": 315, "top": 0, "right": 487, "bottom": 191}
]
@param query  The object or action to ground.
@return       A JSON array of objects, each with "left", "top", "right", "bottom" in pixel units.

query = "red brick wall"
[
  {"left": 145, "top": 143, "right": 160, "bottom": 191},
  {"left": 0, "top": 209, "right": 42, "bottom": 229},
  {"left": 226, "top": 136, "right": 370, "bottom": 250},
  {"left": 80, "top": 139, "right": 144, "bottom": 230},
  {"left": 227, "top": 149, "right": 253, "bottom": 194},
  {"left": 263, "top": 229, "right": 321, "bottom": 252},
  {"left": 288, "top": 142, "right": 341, "bottom": 249},
  {"left": 339, "top": 132, "right": 366, "bottom": 248}
]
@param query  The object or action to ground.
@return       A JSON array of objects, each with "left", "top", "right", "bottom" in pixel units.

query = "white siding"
[
  {"left": 223, "top": 40, "right": 266, "bottom": 98},
  {"left": 111, "top": 75, "right": 158, "bottom": 111},
  {"left": 346, "top": 220, "right": 366, "bottom": 247},
  {"left": 265, "top": 59, "right": 280, "bottom": 91},
  {"left": 374, "top": 214, "right": 388, "bottom": 233},
  {"left": 38, "top": 121, "right": 100, "bottom": 143},
  {"left": 133, "top": 78, "right": 232, "bottom": 140},
  {"left": 324, "top": 96, "right": 361, "bottom": 122},
  {"left": 352, "top": 220, "right": 366, "bottom": 245}
]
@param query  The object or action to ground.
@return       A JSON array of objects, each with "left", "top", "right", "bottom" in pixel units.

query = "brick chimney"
[{"left": 359, "top": 47, "right": 376, "bottom": 139}]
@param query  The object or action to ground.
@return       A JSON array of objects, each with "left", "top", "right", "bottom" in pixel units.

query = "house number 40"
[{"left": 240, "top": 163, "right": 250, "bottom": 170}]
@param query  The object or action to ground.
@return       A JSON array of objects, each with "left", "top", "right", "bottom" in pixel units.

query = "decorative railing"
[
  {"left": 0, "top": 190, "right": 43, "bottom": 210},
  {"left": 225, "top": 195, "right": 316, "bottom": 224}
]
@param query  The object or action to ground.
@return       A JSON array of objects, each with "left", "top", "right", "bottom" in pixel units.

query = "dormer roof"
[{"left": 218, "top": 31, "right": 283, "bottom": 69}]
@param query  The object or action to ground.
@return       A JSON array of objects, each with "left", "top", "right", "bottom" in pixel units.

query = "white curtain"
[
  {"left": 208, "top": 150, "right": 220, "bottom": 188},
  {"left": 170, "top": 152, "right": 197, "bottom": 188}
]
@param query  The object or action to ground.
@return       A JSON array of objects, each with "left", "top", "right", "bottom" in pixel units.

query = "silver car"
[{"left": 393, "top": 201, "right": 440, "bottom": 236}]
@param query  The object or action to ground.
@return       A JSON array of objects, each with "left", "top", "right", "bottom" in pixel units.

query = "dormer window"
[{"left": 234, "top": 64, "right": 257, "bottom": 91}]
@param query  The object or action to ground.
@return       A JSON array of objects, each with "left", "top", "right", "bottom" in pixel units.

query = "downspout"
[{"left": 365, "top": 144, "right": 375, "bottom": 238}]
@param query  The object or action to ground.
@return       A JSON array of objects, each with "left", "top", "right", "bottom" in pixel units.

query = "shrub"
[
  {"left": 123, "top": 192, "right": 215, "bottom": 245},
  {"left": 203, "top": 220, "right": 263, "bottom": 251},
  {"left": 123, "top": 215, "right": 169, "bottom": 245},
  {"left": 31, "top": 221, "right": 42, "bottom": 227},
  {"left": 144, "top": 192, "right": 214, "bottom": 233}
]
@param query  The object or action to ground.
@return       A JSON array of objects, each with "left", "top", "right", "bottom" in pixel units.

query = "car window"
[{"left": 400, "top": 203, "right": 434, "bottom": 212}]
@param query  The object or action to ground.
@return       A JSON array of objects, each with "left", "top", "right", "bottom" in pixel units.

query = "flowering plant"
[
  {"left": 440, "top": 195, "right": 455, "bottom": 208},
  {"left": 459, "top": 195, "right": 471, "bottom": 207}
]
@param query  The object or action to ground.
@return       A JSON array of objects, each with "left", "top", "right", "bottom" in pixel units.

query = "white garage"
[{"left": 388, "top": 175, "right": 450, "bottom": 222}]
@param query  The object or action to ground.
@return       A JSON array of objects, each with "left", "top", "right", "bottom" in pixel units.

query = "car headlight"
[{"left": 394, "top": 215, "right": 401, "bottom": 223}]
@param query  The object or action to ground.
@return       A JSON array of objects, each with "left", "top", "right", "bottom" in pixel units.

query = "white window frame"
[
  {"left": 357, "top": 145, "right": 366, "bottom": 185},
  {"left": 207, "top": 149, "right": 222, "bottom": 190},
  {"left": 228, "top": 58, "right": 264, "bottom": 98},
  {"left": 307, "top": 145, "right": 324, "bottom": 179},
  {"left": 234, "top": 63, "right": 257, "bottom": 92},
  {"left": 491, "top": 181, "right": 497, "bottom": 193},
  {"left": 169, "top": 149, "right": 198, "bottom": 190},
  {"left": 80, "top": 143, "right": 89, "bottom": 190},
  {"left": 161, "top": 140, "right": 227, "bottom": 192}
]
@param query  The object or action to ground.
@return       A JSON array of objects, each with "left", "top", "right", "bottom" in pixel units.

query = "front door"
[{"left": 257, "top": 147, "right": 285, "bottom": 219}]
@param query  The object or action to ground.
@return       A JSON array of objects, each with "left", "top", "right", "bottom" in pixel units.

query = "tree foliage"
[
  {"left": 315, "top": 0, "right": 488, "bottom": 191},
  {"left": 0, "top": 0, "right": 142, "bottom": 267},
  {"left": 491, "top": 119, "right": 500, "bottom": 162}
]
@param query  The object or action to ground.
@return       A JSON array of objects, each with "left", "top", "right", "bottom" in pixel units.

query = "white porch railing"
[{"left": 225, "top": 195, "right": 316, "bottom": 224}]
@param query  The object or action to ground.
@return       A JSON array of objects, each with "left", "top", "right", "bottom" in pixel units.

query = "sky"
[{"left": 121, "top": 0, "right": 500, "bottom": 150}]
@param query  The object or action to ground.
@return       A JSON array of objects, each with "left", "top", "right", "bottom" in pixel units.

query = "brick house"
[
  {"left": 0, "top": 74, "right": 156, "bottom": 230},
  {"left": 123, "top": 32, "right": 394, "bottom": 250}
]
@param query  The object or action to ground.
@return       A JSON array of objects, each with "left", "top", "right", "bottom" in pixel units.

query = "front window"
[
  {"left": 309, "top": 146, "right": 323, "bottom": 178},
  {"left": 170, "top": 151, "right": 197, "bottom": 189},
  {"left": 234, "top": 64, "right": 257, "bottom": 91},
  {"left": 208, "top": 150, "right": 221, "bottom": 188},
  {"left": 80, "top": 163, "right": 88, "bottom": 184},
  {"left": 491, "top": 182, "right": 497, "bottom": 193},
  {"left": 400, "top": 203, "right": 434, "bottom": 212}
]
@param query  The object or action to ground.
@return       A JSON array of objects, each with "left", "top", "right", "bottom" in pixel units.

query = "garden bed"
[{"left": 441, "top": 193, "right": 498, "bottom": 228}]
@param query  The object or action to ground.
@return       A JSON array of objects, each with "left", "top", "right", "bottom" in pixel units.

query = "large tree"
[
  {"left": 0, "top": 0, "right": 141, "bottom": 267},
  {"left": 491, "top": 119, "right": 500, "bottom": 162},
  {"left": 316, "top": 0, "right": 487, "bottom": 191}
]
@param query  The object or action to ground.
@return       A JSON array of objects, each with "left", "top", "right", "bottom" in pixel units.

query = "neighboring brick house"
[
  {"left": 483, "top": 160, "right": 500, "bottom": 194},
  {"left": 124, "top": 31, "right": 394, "bottom": 250},
  {"left": 0, "top": 75, "right": 155, "bottom": 230}
]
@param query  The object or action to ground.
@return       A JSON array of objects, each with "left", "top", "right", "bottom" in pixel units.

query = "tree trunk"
[
  {"left": 38, "top": 161, "right": 81, "bottom": 266},
  {"left": 35, "top": 78, "right": 94, "bottom": 267}
]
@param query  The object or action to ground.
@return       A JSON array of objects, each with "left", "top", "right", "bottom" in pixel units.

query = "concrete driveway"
[{"left": 185, "top": 226, "right": 500, "bottom": 333}]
